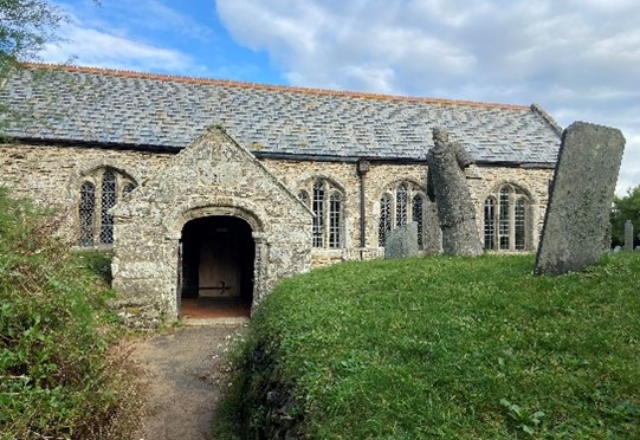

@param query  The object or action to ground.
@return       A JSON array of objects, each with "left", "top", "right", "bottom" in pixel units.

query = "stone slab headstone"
[
  {"left": 613, "top": 246, "right": 621, "bottom": 253},
  {"left": 535, "top": 121, "right": 625, "bottom": 275},
  {"left": 635, "top": 246, "right": 640, "bottom": 252},
  {"left": 385, "top": 222, "right": 420, "bottom": 259},
  {"left": 624, "top": 220, "right": 634, "bottom": 251}
]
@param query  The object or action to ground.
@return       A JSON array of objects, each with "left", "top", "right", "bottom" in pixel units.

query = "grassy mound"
[
  {"left": 218, "top": 254, "right": 640, "bottom": 439},
  {"left": 0, "top": 188, "right": 140, "bottom": 440}
]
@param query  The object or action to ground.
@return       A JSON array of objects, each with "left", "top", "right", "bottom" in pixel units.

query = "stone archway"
[
  {"left": 179, "top": 216, "right": 255, "bottom": 319},
  {"left": 111, "top": 128, "right": 312, "bottom": 326}
]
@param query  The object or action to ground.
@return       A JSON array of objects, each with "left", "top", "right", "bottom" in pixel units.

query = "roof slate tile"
[{"left": 0, "top": 64, "right": 561, "bottom": 163}]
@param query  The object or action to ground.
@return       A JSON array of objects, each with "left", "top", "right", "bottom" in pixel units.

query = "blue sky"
[{"left": 41, "top": 0, "right": 640, "bottom": 194}]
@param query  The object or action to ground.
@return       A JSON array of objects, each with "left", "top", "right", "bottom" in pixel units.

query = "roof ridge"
[
  {"left": 22, "top": 62, "right": 531, "bottom": 111},
  {"left": 530, "top": 103, "right": 563, "bottom": 135}
]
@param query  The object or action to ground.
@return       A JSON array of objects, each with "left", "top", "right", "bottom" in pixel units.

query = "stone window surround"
[
  {"left": 376, "top": 180, "right": 428, "bottom": 248},
  {"left": 76, "top": 165, "right": 137, "bottom": 249},
  {"left": 483, "top": 182, "right": 534, "bottom": 252},
  {"left": 297, "top": 176, "right": 347, "bottom": 249}
]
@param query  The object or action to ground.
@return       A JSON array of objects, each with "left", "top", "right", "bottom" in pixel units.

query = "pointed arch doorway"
[{"left": 179, "top": 216, "right": 254, "bottom": 319}]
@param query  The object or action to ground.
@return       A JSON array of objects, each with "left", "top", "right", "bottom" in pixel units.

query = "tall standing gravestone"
[
  {"left": 624, "top": 220, "right": 634, "bottom": 251},
  {"left": 534, "top": 122, "right": 625, "bottom": 275},
  {"left": 426, "top": 127, "right": 482, "bottom": 256}
]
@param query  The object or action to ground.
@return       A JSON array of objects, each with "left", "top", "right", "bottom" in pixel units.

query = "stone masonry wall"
[
  {"left": 262, "top": 160, "right": 441, "bottom": 264},
  {"left": 110, "top": 129, "right": 313, "bottom": 324},
  {"left": 264, "top": 159, "right": 553, "bottom": 258},
  {"left": 1, "top": 143, "right": 553, "bottom": 261},
  {"left": 0, "top": 143, "right": 172, "bottom": 238},
  {"left": 468, "top": 164, "right": 553, "bottom": 251}
]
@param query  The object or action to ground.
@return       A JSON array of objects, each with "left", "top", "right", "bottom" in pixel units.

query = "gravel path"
[{"left": 131, "top": 324, "right": 247, "bottom": 440}]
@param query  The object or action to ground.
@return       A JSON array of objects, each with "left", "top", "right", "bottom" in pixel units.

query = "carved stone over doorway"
[{"left": 110, "top": 127, "right": 312, "bottom": 325}]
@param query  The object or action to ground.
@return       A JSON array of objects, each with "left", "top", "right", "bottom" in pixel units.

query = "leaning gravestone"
[
  {"left": 613, "top": 246, "right": 621, "bottom": 253},
  {"left": 426, "top": 127, "right": 482, "bottom": 256},
  {"left": 385, "top": 222, "right": 419, "bottom": 259},
  {"left": 535, "top": 122, "right": 625, "bottom": 275},
  {"left": 624, "top": 220, "right": 634, "bottom": 251}
]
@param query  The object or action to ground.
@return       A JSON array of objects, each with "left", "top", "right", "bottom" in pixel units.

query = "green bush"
[
  {"left": 218, "top": 254, "right": 640, "bottom": 439},
  {"left": 0, "top": 187, "right": 140, "bottom": 439}
]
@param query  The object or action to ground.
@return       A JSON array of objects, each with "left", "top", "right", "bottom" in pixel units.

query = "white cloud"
[
  {"left": 216, "top": 0, "right": 640, "bottom": 193},
  {"left": 41, "top": 26, "right": 193, "bottom": 72}
]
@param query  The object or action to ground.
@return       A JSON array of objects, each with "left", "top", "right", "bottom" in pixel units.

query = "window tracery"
[
  {"left": 298, "top": 178, "right": 345, "bottom": 249},
  {"left": 78, "top": 168, "right": 136, "bottom": 246},
  {"left": 379, "top": 181, "right": 427, "bottom": 247},
  {"left": 484, "top": 184, "right": 531, "bottom": 251}
]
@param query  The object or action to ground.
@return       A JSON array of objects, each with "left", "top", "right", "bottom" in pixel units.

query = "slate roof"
[{"left": 0, "top": 64, "right": 561, "bottom": 164}]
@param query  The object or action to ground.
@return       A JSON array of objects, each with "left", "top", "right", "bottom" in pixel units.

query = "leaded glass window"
[
  {"left": 298, "top": 177, "right": 345, "bottom": 249},
  {"left": 499, "top": 188, "right": 510, "bottom": 250},
  {"left": 298, "top": 190, "right": 310, "bottom": 206},
  {"left": 299, "top": 178, "right": 345, "bottom": 249},
  {"left": 329, "top": 193, "right": 342, "bottom": 248},
  {"left": 312, "top": 181, "right": 325, "bottom": 248},
  {"left": 515, "top": 199, "right": 526, "bottom": 250},
  {"left": 396, "top": 183, "right": 408, "bottom": 227},
  {"left": 484, "top": 198, "right": 495, "bottom": 250},
  {"left": 79, "top": 182, "right": 95, "bottom": 246},
  {"left": 379, "top": 181, "right": 427, "bottom": 248},
  {"left": 78, "top": 168, "right": 136, "bottom": 247},
  {"left": 100, "top": 170, "right": 116, "bottom": 244},
  {"left": 412, "top": 194, "right": 424, "bottom": 247},
  {"left": 379, "top": 194, "right": 392, "bottom": 246},
  {"left": 484, "top": 184, "right": 530, "bottom": 251}
]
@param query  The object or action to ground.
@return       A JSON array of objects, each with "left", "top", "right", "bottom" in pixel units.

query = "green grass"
[{"left": 217, "top": 254, "right": 640, "bottom": 439}]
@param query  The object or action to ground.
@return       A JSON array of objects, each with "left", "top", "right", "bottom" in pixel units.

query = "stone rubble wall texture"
[
  {"left": 108, "top": 128, "right": 313, "bottom": 324},
  {"left": 468, "top": 165, "right": 554, "bottom": 251},
  {"left": 0, "top": 144, "right": 172, "bottom": 239},
  {"left": 0, "top": 143, "right": 554, "bottom": 255},
  {"left": 1, "top": 139, "right": 554, "bottom": 324},
  {"left": 535, "top": 121, "right": 625, "bottom": 275}
]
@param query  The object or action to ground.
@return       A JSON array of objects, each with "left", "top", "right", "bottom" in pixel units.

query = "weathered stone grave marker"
[
  {"left": 385, "top": 223, "right": 420, "bottom": 259},
  {"left": 535, "top": 122, "right": 625, "bottom": 275},
  {"left": 426, "top": 127, "right": 482, "bottom": 256},
  {"left": 624, "top": 220, "right": 634, "bottom": 251},
  {"left": 613, "top": 246, "right": 621, "bottom": 253}
]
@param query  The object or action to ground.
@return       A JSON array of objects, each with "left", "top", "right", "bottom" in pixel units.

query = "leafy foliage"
[
  {"left": 611, "top": 185, "right": 640, "bottom": 247},
  {"left": 0, "top": 187, "right": 141, "bottom": 440},
  {"left": 217, "top": 254, "right": 640, "bottom": 439},
  {"left": 0, "top": 0, "right": 65, "bottom": 69}
]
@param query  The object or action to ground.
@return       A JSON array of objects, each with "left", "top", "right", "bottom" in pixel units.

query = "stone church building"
[{"left": 0, "top": 64, "right": 561, "bottom": 323}]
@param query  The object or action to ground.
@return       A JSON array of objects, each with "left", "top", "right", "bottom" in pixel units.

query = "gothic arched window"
[
  {"left": 412, "top": 194, "right": 424, "bottom": 248},
  {"left": 78, "top": 168, "right": 136, "bottom": 247},
  {"left": 484, "top": 184, "right": 531, "bottom": 251},
  {"left": 396, "top": 183, "right": 408, "bottom": 227},
  {"left": 79, "top": 182, "right": 95, "bottom": 246},
  {"left": 299, "top": 178, "right": 345, "bottom": 249},
  {"left": 298, "top": 190, "right": 310, "bottom": 207},
  {"left": 379, "top": 181, "right": 427, "bottom": 248},
  {"left": 100, "top": 170, "right": 117, "bottom": 244},
  {"left": 379, "top": 194, "right": 392, "bottom": 246}
]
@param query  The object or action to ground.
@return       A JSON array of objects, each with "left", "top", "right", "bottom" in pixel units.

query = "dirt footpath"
[{"left": 131, "top": 324, "right": 247, "bottom": 440}]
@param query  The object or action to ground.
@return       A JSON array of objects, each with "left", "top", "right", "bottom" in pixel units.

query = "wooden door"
[{"left": 198, "top": 232, "right": 241, "bottom": 298}]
